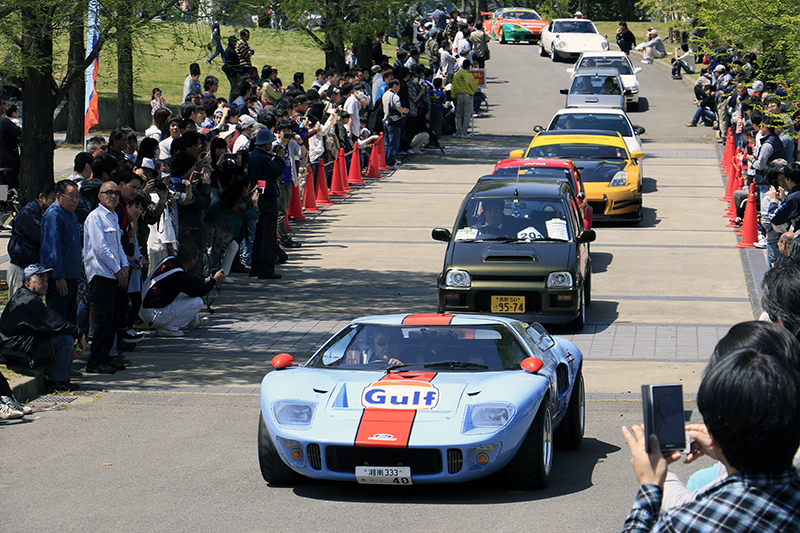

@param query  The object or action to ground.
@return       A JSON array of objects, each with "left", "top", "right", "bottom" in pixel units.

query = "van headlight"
[
  {"left": 609, "top": 171, "right": 629, "bottom": 187},
  {"left": 445, "top": 269, "right": 471, "bottom": 288},
  {"left": 547, "top": 271, "right": 573, "bottom": 288}
]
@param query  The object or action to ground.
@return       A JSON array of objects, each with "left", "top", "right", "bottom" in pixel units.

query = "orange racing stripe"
[{"left": 354, "top": 372, "right": 437, "bottom": 448}]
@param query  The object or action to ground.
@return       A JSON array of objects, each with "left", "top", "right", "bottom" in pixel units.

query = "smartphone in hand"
[{"left": 641, "top": 383, "right": 689, "bottom": 453}]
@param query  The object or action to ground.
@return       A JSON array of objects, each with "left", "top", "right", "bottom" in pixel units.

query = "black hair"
[
  {"left": 306, "top": 89, "right": 320, "bottom": 101},
  {"left": 115, "top": 159, "right": 134, "bottom": 173},
  {"left": 55, "top": 179, "right": 78, "bottom": 195},
  {"left": 461, "top": 60, "right": 471, "bottom": 70},
  {"left": 239, "top": 29, "right": 249, "bottom": 38},
  {"left": 340, "top": 82, "right": 354, "bottom": 96},
  {"left": 73, "top": 152, "right": 93, "bottom": 172},
  {"left": 238, "top": 81, "right": 252, "bottom": 98},
  {"left": 37, "top": 181, "right": 56, "bottom": 198},
  {"left": 257, "top": 108, "right": 278, "bottom": 130},
  {"left": 92, "top": 153, "right": 118, "bottom": 180},
  {"left": 129, "top": 192, "right": 148, "bottom": 209},
  {"left": 137, "top": 138, "right": 158, "bottom": 162},
  {"left": 179, "top": 118, "right": 197, "bottom": 132},
  {"left": 433, "top": 78, "right": 443, "bottom": 89},
  {"left": 171, "top": 151, "right": 198, "bottom": 178},
  {"left": 189, "top": 62, "right": 201, "bottom": 76},
  {"left": 6, "top": 103, "right": 17, "bottom": 117},
  {"left": 294, "top": 72, "right": 304, "bottom": 82},
  {"left": 387, "top": 79, "right": 400, "bottom": 89},
  {"left": 698, "top": 349, "right": 800, "bottom": 473},
  {"left": 711, "top": 320, "right": 800, "bottom": 371},
  {"left": 176, "top": 242, "right": 200, "bottom": 263},
  {"left": 762, "top": 257, "right": 800, "bottom": 338},
  {"left": 167, "top": 114, "right": 182, "bottom": 127},
  {"left": 261, "top": 65, "right": 275, "bottom": 79},
  {"left": 203, "top": 98, "right": 219, "bottom": 119},
  {"left": 204, "top": 75, "right": 218, "bottom": 91},
  {"left": 315, "top": 68, "right": 325, "bottom": 77},
  {"left": 219, "top": 174, "right": 251, "bottom": 210},
  {"left": 276, "top": 119, "right": 295, "bottom": 131},
  {"left": 108, "top": 128, "right": 126, "bottom": 145},
  {"left": 785, "top": 162, "right": 800, "bottom": 184},
  {"left": 764, "top": 162, "right": 787, "bottom": 188},
  {"left": 326, "top": 69, "right": 337, "bottom": 78},
  {"left": 111, "top": 170, "right": 143, "bottom": 186},
  {"left": 180, "top": 101, "right": 198, "bottom": 119}
]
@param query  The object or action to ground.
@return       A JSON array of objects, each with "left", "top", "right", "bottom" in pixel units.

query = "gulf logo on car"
[{"left": 360, "top": 381, "right": 440, "bottom": 410}]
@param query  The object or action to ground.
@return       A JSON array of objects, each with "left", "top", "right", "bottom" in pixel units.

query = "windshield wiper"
[
  {"left": 424, "top": 360, "right": 489, "bottom": 369},
  {"left": 527, "top": 236, "right": 569, "bottom": 242},
  {"left": 387, "top": 363, "right": 417, "bottom": 371}
]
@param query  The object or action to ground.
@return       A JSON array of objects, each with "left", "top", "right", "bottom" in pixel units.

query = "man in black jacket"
[
  {"left": 140, "top": 243, "right": 225, "bottom": 337},
  {"left": 0, "top": 264, "right": 86, "bottom": 391},
  {"left": 7, "top": 183, "right": 56, "bottom": 298}
]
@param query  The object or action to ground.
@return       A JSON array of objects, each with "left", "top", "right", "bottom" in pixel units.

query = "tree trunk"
[
  {"left": 19, "top": 10, "right": 56, "bottom": 202},
  {"left": 116, "top": 3, "right": 135, "bottom": 129},
  {"left": 65, "top": 9, "right": 86, "bottom": 145}
]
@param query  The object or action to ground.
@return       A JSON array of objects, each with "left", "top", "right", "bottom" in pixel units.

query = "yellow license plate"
[{"left": 491, "top": 295, "right": 525, "bottom": 313}]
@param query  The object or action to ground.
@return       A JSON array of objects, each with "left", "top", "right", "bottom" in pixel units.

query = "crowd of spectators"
[{"left": 0, "top": 9, "right": 495, "bottom": 405}]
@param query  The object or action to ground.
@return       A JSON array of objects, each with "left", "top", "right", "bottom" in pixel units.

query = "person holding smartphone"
[{"left": 248, "top": 129, "right": 286, "bottom": 279}]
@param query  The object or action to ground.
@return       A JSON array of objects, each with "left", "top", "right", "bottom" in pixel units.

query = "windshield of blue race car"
[
  {"left": 454, "top": 197, "right": 572, "bottom": 242},
  {"left": 306, "top": 324, "right": 529, "bottom": 371}
]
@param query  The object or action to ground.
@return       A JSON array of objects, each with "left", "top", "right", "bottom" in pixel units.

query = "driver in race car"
[
  {"left": 475, "top": 199, "right": 516, "bottom": 236},
  {"left": 368, "top": 328, "right": 404, "bottom": 365}
]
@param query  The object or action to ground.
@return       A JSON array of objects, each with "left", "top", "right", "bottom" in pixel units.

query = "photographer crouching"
[{"left": 139, "top": 243, "right": 225, "bottom": 338}]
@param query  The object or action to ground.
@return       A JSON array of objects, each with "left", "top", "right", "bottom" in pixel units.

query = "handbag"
[{"left": 484, "top": 48, "right": 491, "bottom": 61}]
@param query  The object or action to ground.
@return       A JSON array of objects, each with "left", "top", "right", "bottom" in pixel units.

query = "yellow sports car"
[{"left": 510, "top": 130, "right": 644, "bottom": 221}]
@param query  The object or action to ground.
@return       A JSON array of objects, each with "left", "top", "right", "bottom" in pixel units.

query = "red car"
[
  {"left": 489, "top": 8, "right": 548, "bottom": 44},
  {"left": 490, "top": 158, "right": 593, "bottom": 229}
]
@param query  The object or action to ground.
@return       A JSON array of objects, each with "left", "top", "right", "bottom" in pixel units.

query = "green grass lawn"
[{"left": 93, "top": 23, "right": 326, "bottom": 106}]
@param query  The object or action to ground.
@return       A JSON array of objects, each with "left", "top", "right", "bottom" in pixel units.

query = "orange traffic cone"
[
  {"left": 377, "top": 132, "right": 387, "bottom": 171},
  {"left": 364, "top": 140, "right": 381, "bottom": 178},
  {"left": 348, "top": 142, "right": 366, "bottom": 186},
  {"left": 337, "top": 149, "right": 352, "bottom": 192},
  {"left": 287, "top": 182, "right": 308, "bottom": 222},
  {"left": 735, "top": 183, "right": 759, "bottom": 248},
  {"left": 302, "top": 167, "right": 321, "bottom": 214},
  {"left": 315, "top": 164, "right": 333, "bottom": 206},
  {"left": 329, "top": 155, "right": 349, "bottom": 197},
  {"left": 720, "top": 129, "right": 734, "bottom": 167},
  {"left": 721, "top": 151, "right": 738, "bottom": 202}
]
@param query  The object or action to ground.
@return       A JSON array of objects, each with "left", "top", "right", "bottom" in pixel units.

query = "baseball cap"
[
  {"left": 213, "top": 108, "right": 224, "bottom": 117},
  {"left": 24, "top": 264, "right": 54, "bottom": 279},
  {"left": 253, "top": 129, "right": 277, "bottom": 146},
  {"left": 714, "top": 64, "right": 726, "bottom": 72},
  {"left": 238, "top": 115, "right": 256, "bottom": 129},
  {"left": 751, "top": 80, "right": 764, "bottom": 92},
  {"left": 139, "top": 158, "right": 156, "bottom": 171}
]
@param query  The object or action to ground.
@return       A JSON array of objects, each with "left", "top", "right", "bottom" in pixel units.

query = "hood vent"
[{"left": 483, "top": 255, "right": 536, "bottom": 262}]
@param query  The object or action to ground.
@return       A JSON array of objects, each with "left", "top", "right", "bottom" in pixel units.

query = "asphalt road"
[{"left": 0, "top": 40, "right": 755, "bottom": 532}]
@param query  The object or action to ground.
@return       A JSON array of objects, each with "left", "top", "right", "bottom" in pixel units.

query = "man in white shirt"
[
  {"left": 342, "top": 83, "right": 364, "bottom": 140},
  {"left": 635, "top": 29, "right": 666, "bottom": 64},
  {"left": 83, "top": 181, "right": 129, "bottom": 374}
]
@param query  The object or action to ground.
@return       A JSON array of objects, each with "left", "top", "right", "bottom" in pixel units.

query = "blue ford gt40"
[{"left": 258, "top": 313, "right": 584, "bottom": 488}]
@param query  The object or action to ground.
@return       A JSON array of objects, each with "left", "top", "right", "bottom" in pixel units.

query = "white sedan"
[
  {"left": 567, "top": 51, "right": 642, "bottom": 109},
  {"left": 539, "top": 19, "right": 609, "bottom": 62},
  {"left": 534, "top": 107, "right": 645, "bottom": 158}
]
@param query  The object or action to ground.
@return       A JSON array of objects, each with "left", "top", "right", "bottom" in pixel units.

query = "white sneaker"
[
  {"left": 9, "top": 397, "right": 32, "bottom": 415},
  {"left": 156, "top": 327, "right": 184, "bottom": 337},
  {"left": 0, "top": 397, "right": 23, "bottom": 419},
  {"left": 641, "top": 59, "right": 652, "bottom": 64},
  {"left": 754, "top": 236, "right": 768, "bottom": 249},
  {"left": 452, "top": 133, "right": 462, "bottom": 138},
  {"left": 186, "top": 316, "right": 209, "bottom": 330},
  {"left": 223, "top": 277, "right": 234, "bottom": 283}
]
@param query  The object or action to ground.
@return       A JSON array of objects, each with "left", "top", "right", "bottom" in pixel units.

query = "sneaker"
[
  {"left": 8, "top": 396, "right": 32, "bottom": 415},
  {"left": 186, "top": 316, "right": 209, "bottom": 330},
  {"left": 223, "top": 277, "right": 234, "bottom": 283},
  {"left": 0, "top": 397, "right": 23, "bottom": 419},
  {"left": 641, "top": 59, "right": 652, "bottom": 64},
  {"left": 156, "top": 327, "right": 184, "bottom": 337},
  {"left": 754, "top": 236, "right": 768, "bottom": 249},
  {"left": 452, "top": 133, "right": 462, "bottom": 138},
  {"left": 70, "top": 369, "right": 83, "bottom": 378},
  {"left": 385, "top": 165, "right": 397, "bottom": 171},
  {"left": 122, "top": 328, "right": 145, "bottom": 343},
  {"left": 671, "top": 75, "right": 682, "bottom": 80},
  {"left": 685, "top": 122, "right": 697, "bottom": 127}
]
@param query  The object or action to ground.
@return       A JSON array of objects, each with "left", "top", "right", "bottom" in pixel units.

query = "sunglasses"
[{"left": 100, "top": 190, "right": 121, "bottom": 196}]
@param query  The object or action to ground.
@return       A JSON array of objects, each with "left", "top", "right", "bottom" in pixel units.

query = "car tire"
[
  {"left": 499, "top": 29, "right": 506, "bottom": 44},
  {"left": 539, "top": 41, "right": 547, "bottom": 57},
  {"left": 555, "top": 369, "right": 584, "bottom": 450},
  {"left": 551, "top": 45, "right": 559, "bottom": 62},
  {"left": 568, "top": 291, "right": 585, "bottom": 331},
  {"left": 504, "top": 400, "right": 553, "bottom": 489},
  {"left": 258, "top": 412, "right": 303, "bottom": 485},
  {"left": 629, "top": 101, "right": 639, "bottom": 111}
]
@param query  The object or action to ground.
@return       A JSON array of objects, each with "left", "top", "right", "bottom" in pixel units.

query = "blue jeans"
[
  {"left": 207, "top": 41, "right": 224, "bottom": 63},
  {"left": 691, "top": 106, "right": 715, "bottom": 125},
  {"left": 44, "top": 334, "right": 75, "bottom": 382},
  {"left": 384, "top": 123, "right": 402, "bottom": 166},
  {"left": 672, "top": 60, "right": 693, "bottom": 76}
]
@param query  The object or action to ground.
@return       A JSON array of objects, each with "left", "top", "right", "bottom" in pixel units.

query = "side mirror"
[
  {"left": 577, "top": 192, "right": 586, "bottom": 202},
  {"left": 521, "top": 357, "right": 544, "bottom": 373},
  {"left": 631, "top": 150, "right": 645, "bottom": 160},
  {"left": 566, "top": 67, "right": 574, "bottom": 73},
  {"left": 272, "top": 353, "right": 294, "bottom": 369},
  {"left": 634, "top": 126, "right": 646, "bottom": 136},
  {"left": 509, "top": 149, "right": 525, "bottom": 159},
  {"left": 578, "top": 229, "right": 596, "bottom": 243},
  {"left": 634, "top": 67, "right": 642, "bottom": 74},
  {"left": 533, "top": 125, "right": 543, "bottom": 133},
  {"left": 431, "top": 228, "right": 452, "bottom": 242},
  {"left": 559, "top": 88, "right": 569, "bottom": 95}
]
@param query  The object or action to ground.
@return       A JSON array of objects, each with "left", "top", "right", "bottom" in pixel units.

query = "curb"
[{"left": 8, "top": 367, "right": 45, "bottom": 402}]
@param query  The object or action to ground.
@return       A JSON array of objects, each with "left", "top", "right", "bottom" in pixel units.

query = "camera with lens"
[{"left": 155, "top": 180, "right": 167, "bottom": 191}]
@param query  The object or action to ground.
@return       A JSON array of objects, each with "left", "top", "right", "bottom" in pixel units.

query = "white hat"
[
  {"left": 751, "top": 80, "right": 764, "bottom": 92},
  {"left": 140, "top": 157, "right": 155, "bottom": 171},
  {"left": 238, "top": 115, "right": 256, "bottom": 129}
]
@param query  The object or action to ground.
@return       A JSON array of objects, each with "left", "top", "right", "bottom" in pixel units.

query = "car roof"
[
  {"left": 579, "top": 51, "right": 629, "bottom": 58},
  {"left": 501, "top": 7, "right": 538, "bottom": 13},
  {"left": 352, "top": 313, "right": 517, "bottom": 327},
  {"left": 493, "top": 157, "right": 577, "bottom": 170},
  {"left": 552, "top": 107, "right": 629, "bottom": 117},
  {"left": 573, "top": 68, "right": 621, "bottom": 77},
  {"left": 469, "top": 178, "right": 570, "bottom": 199},
  {"left": 532, "top": 130, "right": 627, "bottom": 147}
]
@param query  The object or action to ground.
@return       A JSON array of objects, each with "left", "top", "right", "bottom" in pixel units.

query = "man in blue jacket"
[
  {"left": 41, "top": 180, "right": 82, "bottom": 324},
  {"left": 7, "top": 183, "right": 56, "bottom": 298}
]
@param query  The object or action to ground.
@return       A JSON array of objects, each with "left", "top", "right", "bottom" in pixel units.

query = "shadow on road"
[
  {"left": 630, "top": 97, "right": 649, "bottom": 112},
  {"left": 590, "top": 252, "right": 613, "bottom": 273},
  {"left": 287, "top": 437, "right": 621, "bottom": 503}
]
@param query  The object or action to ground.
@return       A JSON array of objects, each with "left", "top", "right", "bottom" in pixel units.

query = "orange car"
[{"left": 489, "top": 8, "right": 548, "bottom": 44}]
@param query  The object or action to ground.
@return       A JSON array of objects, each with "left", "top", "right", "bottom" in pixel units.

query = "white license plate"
[{"left": 355, "top": 466, "right": 412, "bottom": 485}]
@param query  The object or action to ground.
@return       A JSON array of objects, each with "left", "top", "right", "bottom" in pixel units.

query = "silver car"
[{"left": 560, "top": 69, "right": 627, "bottom": 110}]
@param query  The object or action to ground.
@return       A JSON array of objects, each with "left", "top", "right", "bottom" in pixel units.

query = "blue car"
[{"left": 258, "top": 313, "right": 585, "bottom": 488}]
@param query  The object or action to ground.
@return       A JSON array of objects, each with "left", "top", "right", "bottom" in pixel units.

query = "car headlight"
[
  {"left": 601, "top": 41, "right": 609, "bottom": 50},
  {"left": 557, "top": 41, "right": 566, "bottom": 49},
  {"left": 609, "top": 171, "right": 629, "bottom": 187},
  {"left": 547, "top": 271, "right": 573, "bottom": 288},
  {"left": 629, "top": 86, "right": 639, "bottom": 94},
  {"left": 273, "top": 401, "right": 315, "bottom": 427},
  {"left": 445, "top": 269, "right": 471, "bottom": 288},
  {"left": 471, "top": 405, "right": 511, "bottom": 427}
]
